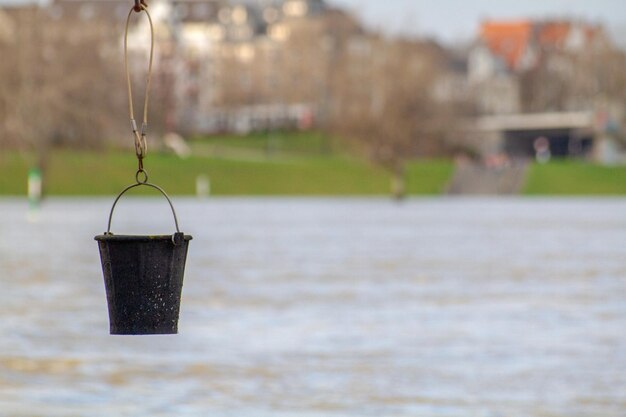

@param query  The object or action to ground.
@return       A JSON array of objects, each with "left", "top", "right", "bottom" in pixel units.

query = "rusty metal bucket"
[{"left": 95, "top": 182, "right": 192, "bottom": 335}]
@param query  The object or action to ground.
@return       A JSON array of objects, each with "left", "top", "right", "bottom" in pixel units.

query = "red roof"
[
  {"left": 480, "top": 20, "right": 605, "bottom": 71},
  {"left": 537, "top": 22, "right": 571, "bottom": 48},
  {"left": 480, "top": 20, "right": 532, "bottom": 70}
]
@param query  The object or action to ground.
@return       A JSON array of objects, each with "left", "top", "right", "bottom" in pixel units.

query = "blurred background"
[
  {"left": 0, "top": 1, "right": 625, "bottom": 416},
  {"left": 1, "top": 0, "right": 625, "bottom": 197}
]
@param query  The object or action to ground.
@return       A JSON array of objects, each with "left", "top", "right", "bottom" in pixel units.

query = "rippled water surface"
[{"left": 0, "top": 198, "right": 625, "bottom": 417}]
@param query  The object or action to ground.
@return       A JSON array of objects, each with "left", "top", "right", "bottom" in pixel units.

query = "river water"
[{"left": 0, "top": 198, "right": 624, "bottom": 417}]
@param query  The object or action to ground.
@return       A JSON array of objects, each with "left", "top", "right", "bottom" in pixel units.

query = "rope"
[{"left": 124, "top": 3, "right": 154, "bottom": 174}]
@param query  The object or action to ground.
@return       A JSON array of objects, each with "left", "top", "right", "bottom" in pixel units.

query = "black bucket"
[{"left": 95, "top": 182, "right": 192, "bottom": 335}]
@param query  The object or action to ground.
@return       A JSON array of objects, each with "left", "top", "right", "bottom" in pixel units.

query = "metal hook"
[{"left": 133, "top": 0, "right": 147, "bottom": 13}]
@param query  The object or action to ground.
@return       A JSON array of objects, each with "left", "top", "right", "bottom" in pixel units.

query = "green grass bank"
[
  {"left": 524, "top": 160, "right": 626, "bottom": 195},
  {"left": 0, "top": 150, "right": 453, "bottom": 196},
  {"left": 1, "top": 131, "right": 625, "bottom": 196}
]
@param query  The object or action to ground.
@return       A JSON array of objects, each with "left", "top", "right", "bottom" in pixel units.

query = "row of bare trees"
[
  {"left": 209, "top": 10, "right": 461, "bottom": 198},
  {"left": 328, "top": 37, "right": 457, "bottom": 197},
  {"left": 520, "top": 39, "right": 626, "bottom": 113},
  {"left": 0, "top": 6, "right": 466, "bottom": 198},
  {"left": 0, "top": 6, "right": 128, "bottom": 193}
]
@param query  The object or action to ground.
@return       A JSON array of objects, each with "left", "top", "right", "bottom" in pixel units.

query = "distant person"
[{"left": 534, "top": 137, "right": 551, "bottom": 164}]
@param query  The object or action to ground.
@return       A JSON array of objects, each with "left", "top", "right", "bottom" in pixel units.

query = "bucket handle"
[{"left": 106, "top": 182, "right": 180, "bottom": 234}]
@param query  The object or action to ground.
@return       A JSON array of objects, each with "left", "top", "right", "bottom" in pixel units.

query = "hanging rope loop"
[{"left": 124, "top": 3, "right": 154, "bottom": 174}]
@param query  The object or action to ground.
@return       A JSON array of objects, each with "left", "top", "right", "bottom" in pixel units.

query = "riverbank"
[
  {"left": 524, "top": 160, "right": 626, "bottom": 195},
  {"left": 0, "top": 149, "right": 453, "bottom": 196},
  {"left": 1, "top": 134, "right": 625, "bottom": 196}
]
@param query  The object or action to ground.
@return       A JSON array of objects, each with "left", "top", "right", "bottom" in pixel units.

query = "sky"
[{"left": 328, "top": 0, "right": 626, "bottom": 46}]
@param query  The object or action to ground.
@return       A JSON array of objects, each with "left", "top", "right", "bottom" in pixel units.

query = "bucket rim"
[{"left": 95, "top": 234, "right": 192, "bottom": 242}]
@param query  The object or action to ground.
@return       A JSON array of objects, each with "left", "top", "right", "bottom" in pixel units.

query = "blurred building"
[
  {"left": 468, "top": 19, "right": 610, "bottom": 115},
  {"left": 122, "top": 0, "right": 339, "bottom": 134},
  {"left": 28, "top": 0, "right": 344, "bottom": 135},
  {"left": 464, "top": 19, "right": 625, "bottom": 163}
]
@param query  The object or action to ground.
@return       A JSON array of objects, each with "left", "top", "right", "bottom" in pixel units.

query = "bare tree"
[
  {"left": 520, "top": 35, "right": 626, "bottom": 113},
  {"left": 330, "top": 36, "right": 454, "bottom": 199},
  {"left": 0, "top": 5, "right": 125, "bottom": 194}
]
